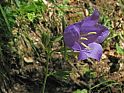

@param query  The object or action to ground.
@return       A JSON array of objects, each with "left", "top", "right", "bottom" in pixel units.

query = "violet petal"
[
  {"left": 81, "top": 9, "right": 99, "bottom": 27},
  {"left": 81, "top": 24, "right": 109, "bottom": 45},
  {"left": 96, "top": 27, "right": 109, "bottom": 43},
  {"left": 86, "top": 42, "right": 103, "bottom": 61},
  {"left": 78, "top": 50, "right": 88, "bottom": 60},
  {"left": 64, "top": 24, "right": 80, "bottom": 47},
  {"left": 72, "top": 42, "right": 81, "bottom": 51}
]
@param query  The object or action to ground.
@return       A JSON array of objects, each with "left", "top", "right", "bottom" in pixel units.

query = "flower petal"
[
  {"left": 72, "top": 42, "right": 81, "bottom": 51},
  {"left": 80, "top": 26, "right": 101, "bottom": 44},
  {"left": 64, "top": 23, "right": 80, "bottom": 47},
  {"left": 81, "top": 9, "right": 99, "bottom": 27},
  {"left": 80, "top": 24, "right": 109, "bottom": 45},
  {"left": 86, "top": 42, "right": 103, "bottom": 61},
  {"left": 80, "top": 25, "right": 100, "bottom": 34},
  {"left": 96, "top": 27, "right": 109, "bottom": 43},
  {"left": 78, "top": 50, "right": 88, "bottom": 60}
]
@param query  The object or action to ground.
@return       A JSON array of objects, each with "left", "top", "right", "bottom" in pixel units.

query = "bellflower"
[{"left": 64, "top": 9, "right": 109, "bottom": 61}]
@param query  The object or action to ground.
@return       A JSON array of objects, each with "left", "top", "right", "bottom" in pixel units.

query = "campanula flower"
[{"left": 64, "top": 9, "right": 109, "bottom": 61}]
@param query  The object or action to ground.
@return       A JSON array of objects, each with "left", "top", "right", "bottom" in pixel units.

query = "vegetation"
[{"left": 0, "top": 0, "right": 124, "bottom": 93}]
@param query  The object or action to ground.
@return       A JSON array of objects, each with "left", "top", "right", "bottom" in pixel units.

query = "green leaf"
[
  {"left": 52, "top": 70, "right": 70, "bottom": 80},
  {"left": 116, "top": 43, "right": 124, "bottom": 55},
  {"left": 52, "top": 35, "right": 63, "bottom": 42},
  {"left": 41, "top": 32, "right": 51, "bottom": 47},
  {"left": 73, "top": 89, "right": 88, "bottom": 93},
  {"left": 27, "top": 12, "right": 36, "bottom": 22},
  {"left": 19, "top": 4, "right": 36, "bottom": 13}
]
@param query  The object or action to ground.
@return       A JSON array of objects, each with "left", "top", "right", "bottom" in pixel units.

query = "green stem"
[
  {"left": 90, "top": 80, "right": 115, "bottom": 90},
  {"left": 88, "top": 79, "right": 92, "bottom": 93},
  {"left": 42, "top": 51, "right": 50, "bottom": 93},
  {"left": 14, "top": 0, "right": 19, "bottom": 8},
  {"left": 98, "top": 82, "right": 120, "bottom": 93},
  {"left": 62, "top": 16, "right": 67, "bottom": 62},
  {"left": 0, "top": 5, "right": 11, "bottom": 31}
]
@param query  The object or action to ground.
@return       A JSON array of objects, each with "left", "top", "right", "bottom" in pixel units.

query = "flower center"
[
  {"left": 80, "top": 37, "right": 88, "bottom": 40},
  {"left": 80, "top": 42, "right": 91, "bottom": 50},
  {"left": 80, "top": 32, "right": 97, "bottom": 49},
  {"left": 87, "top": 32, "right": 97, "bottom": 35},
  {"left": 81, "top": 32, "right": 97, "bottom": 36}
]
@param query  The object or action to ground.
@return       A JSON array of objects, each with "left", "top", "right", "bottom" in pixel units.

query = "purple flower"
[{"left": 64, "top": 9, "right": 109, "bottom": 61}]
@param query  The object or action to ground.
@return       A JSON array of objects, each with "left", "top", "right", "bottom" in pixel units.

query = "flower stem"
[
  {"left": 62, "top": 16, "right": 67, "bottom": 62},
  {"left": 88, "top": 79, "right": 92, "bottom": 93},
  {"left": 42, "top": 51, "right": 50, "bottom": 93}
]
